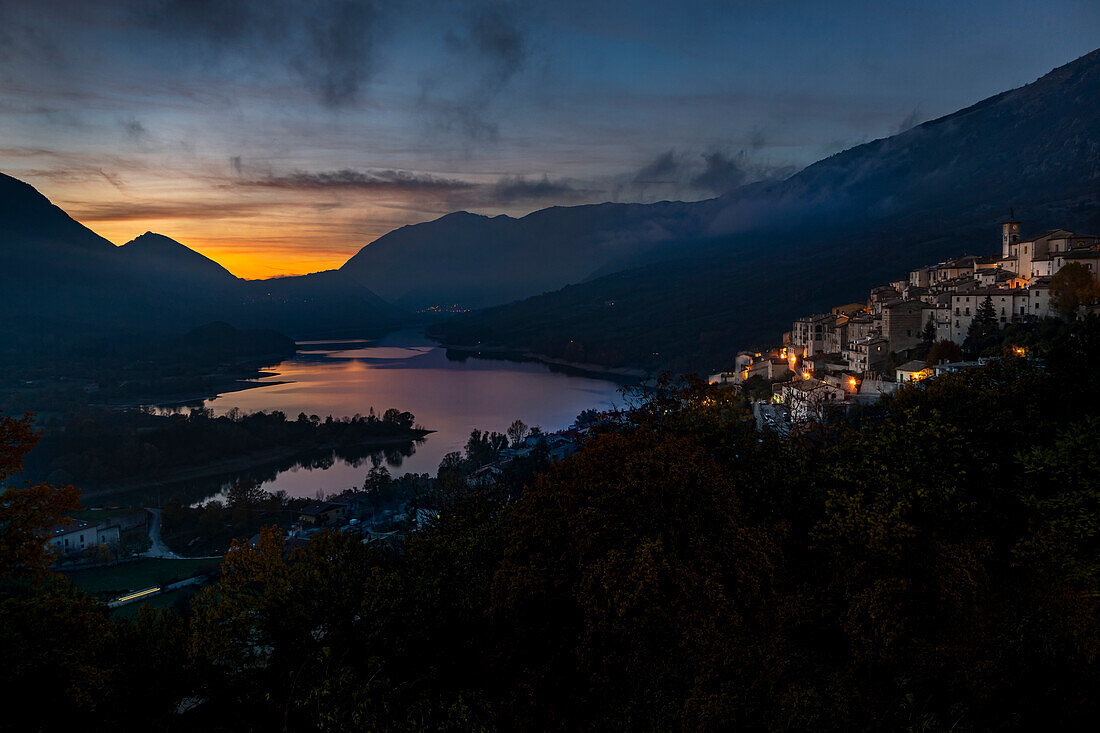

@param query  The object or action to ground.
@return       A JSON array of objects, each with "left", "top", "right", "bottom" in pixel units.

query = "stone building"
[
  {"left": 844, "top": 336, "right": 888, "bottom": 374},
  {"left": 880, "top": 299, "right": 928, "bottom": 352}
]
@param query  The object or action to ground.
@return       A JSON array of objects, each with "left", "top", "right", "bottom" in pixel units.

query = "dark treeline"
[
  {"left": 1, "top": 318, "right": 1099, "bottom": 730},
  {"left": 0, "top": 321, "right": 297, "bottom": 414},
  {"left": 22, "top": 406, "right": 427, "bottom": 490}
]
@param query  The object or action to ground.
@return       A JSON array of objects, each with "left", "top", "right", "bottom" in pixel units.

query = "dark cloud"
[
  {"left": 421, "top": 3, "right": 529, "bottom": 141},
  {"left": 690, "top": 151, "right": 748, "bottom": 195},
  {"left": 136, "top": 0, "right": 387, "bottom": 108},
  {"left": 244, "top": 168, "right": 477, "bottom": 194},
  {"left": 632, "top": 150, "right": 680, "bottom": 184},
  {"left": 487, "top": 175, "right": 586, "bottom": 204},
  {"left": 468, "top": 4, "right": 526, "bottom": 87},
  {"left": 119, "top": 117, "right": 146, "bottom": 140},
  {"left": 98, "top": 169, "right": 127, "bottom": 192},
  {"left": 68, "top": 199, "right": 271, "bottom": 222}
]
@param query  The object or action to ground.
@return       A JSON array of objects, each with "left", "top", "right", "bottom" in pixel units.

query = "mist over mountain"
[
  {"left": 4, "top": 48, "right": 1098, "bottom": 366},
  {"left": 339, "top": 202, "right": 716, "bottom": 309},
  {"left": 432, "top": 48, "right": 1100, "bottom": 371}
]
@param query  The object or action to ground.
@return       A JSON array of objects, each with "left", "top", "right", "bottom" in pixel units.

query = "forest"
[{"left": 1, "top": 316, "right": 1098, "bottom": 730}]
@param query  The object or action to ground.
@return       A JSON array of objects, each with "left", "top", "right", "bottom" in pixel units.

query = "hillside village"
[{"left": 712, "top": 219, "right": 1100, "bottom": 430}]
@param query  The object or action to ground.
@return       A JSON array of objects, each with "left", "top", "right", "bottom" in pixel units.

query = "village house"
[
  {"left": 895, "top": 360, "right": 933, "bottom": 383},
  {"left": 831, "top": 302, "right": 865, "bottom": 316},
  {"left": 48, "top": 520, "right": 120, "bottom": 557},
  {"left": 844, "top": 336, "right": 888, "bottom": 374},
  {"left": 788, "top": 313, "right": 839, "bottom": 357},
  {"left": 297, "top": 501, "right": 347, "bottom": 528},
  {"left": 880, "top": 299, "right": 929, "bottom": 352},
  {"left": 714, "top": 218, "right": 1098, "bottom": 430},
  {"left": 772, "top": 378, "right": 848, "bottom": 424},
  {"left": 948, "top": 289, "right": 1032, "bottom": 342}
]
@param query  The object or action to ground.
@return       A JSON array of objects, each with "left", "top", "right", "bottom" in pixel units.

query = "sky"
[{"left": 1, "top": 1, "right": 1098, "bottom": 279}]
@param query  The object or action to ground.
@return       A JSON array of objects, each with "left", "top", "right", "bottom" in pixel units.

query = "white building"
[{"left": 48, "top": 521, "right": 120, "bottom": 557}]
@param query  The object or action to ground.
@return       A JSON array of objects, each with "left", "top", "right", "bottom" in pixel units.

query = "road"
[{"left": 143, "top": 507, "right": 182, "bottom": 559}]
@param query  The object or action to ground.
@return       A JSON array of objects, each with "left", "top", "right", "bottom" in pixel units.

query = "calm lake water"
[{"left": 195, "top": 330, "right": 626, "bottom": 499}]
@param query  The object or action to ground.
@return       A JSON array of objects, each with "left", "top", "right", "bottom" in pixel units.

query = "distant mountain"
[
  {"left": 169, "top": 321, "right": 296, "bottom": 362},
  {"left": 339, "top": 202, "right": 715, "bottom": 309},
  {"left": 433, "top": 49, "right": 1100, "bottom": 372},
  {"left": 118, "top": 232, "right": 239, "bottom": 286},
  {"left": 238, "top": 269, "right": 406, "bottom": 338},
  {"left": 0, "top": 175, "right": 408, "bottom": 345}
]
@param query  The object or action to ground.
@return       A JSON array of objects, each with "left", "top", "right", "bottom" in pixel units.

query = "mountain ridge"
[
  {"left": 431, "top": 48, "right": 1100, "bottom": 371},
  {"left": 0, "top": 175, "right": 406, "bottom": 343}
]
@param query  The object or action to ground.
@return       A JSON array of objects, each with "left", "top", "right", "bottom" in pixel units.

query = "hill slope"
[
  {"left": 432, "top": 49, "right": 1100, "bottom": 372},
  {"left": 0, "top": 177, "right": 407, "bottom": 344},
  {"left": 118, "top": 232, "right": 239, "bottom": 286},
  {"left": 339, "top": 202, "right": 717, "bottom": 309}
]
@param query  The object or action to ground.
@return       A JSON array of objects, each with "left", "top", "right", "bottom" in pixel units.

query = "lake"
[{"left": 193, "top": 330, "right": 627, "bottom": 499}]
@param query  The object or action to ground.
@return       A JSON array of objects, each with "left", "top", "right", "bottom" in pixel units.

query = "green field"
[
  {"left": 69, "top": 507, "right": 144, "bottom": 523},
  {"left": 64, "top": 557, "right": 221, "bottom": 596}
]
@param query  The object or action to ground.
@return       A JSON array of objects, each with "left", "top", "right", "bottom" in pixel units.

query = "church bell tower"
[{"left": 1002, "top": 210, "right": 1020, "bottom": 258}]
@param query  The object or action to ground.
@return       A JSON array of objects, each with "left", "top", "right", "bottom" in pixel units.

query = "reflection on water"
[
  {"left": 185, "top": 330, "right": 625, "bottom": 500},
  {"left": 110, "top": 440, "right": 424, "bottom": 508}
]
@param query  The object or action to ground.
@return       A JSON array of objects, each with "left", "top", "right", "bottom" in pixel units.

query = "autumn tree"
[
  {"left": 925, "top": 338, "right": 963, "bottom": 367},
  {"left": 1050, "top": 261, "right": 1100, "bottom": 318},
  {"left": 0, "top": 411, "right": 80, "bottom": 584}
]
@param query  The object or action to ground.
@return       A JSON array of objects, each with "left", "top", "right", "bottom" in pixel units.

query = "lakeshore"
[{"left": 77, "top": 431, "right": 432, "bottom": 500}]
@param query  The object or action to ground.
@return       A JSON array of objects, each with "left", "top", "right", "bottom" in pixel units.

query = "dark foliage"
[
  {"left": 22, "top": 407, "right": 427, "bottom": 490},
  {"left": 3, "top": 318, "right": 1100, "bottom": 729}
]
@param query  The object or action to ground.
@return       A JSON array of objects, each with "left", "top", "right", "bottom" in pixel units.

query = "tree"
[
  {"left": 925, "top": 339, "right": 963, "bottom": 367},
  {"left": 740, "top": 374, "right": 772, "bottom": 402},
  {"left": 573, "top": 409, "right": 600, "bottom": 427},
  {"left": 382, "top": 408, "right": 416, "bottom": 429},
  {"left": 0, "top": 411, "right": 80, "bottom": 584},
  {"left": 507, "top": 419, "right": 529, "bottom": 447},
  {"left": 1050, "top": 262, "right": 1100, "bottom": 318},
  {"left": 362, "top": 464, "right": 392, "bottom": 493},
  {"left": 921, "top": 314, "right": 937, "bottom": 344},
  {"left": 964, "top": 294, "right": 1000, "bottom": 355},
  {"left": 226, "top": 480, "right": 267, "bottom": 509}
]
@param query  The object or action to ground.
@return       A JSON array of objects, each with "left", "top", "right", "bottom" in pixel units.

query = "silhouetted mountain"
[
  {"left": 433, "top": 49, "right": 1100, "bottom": 371},
  {"left": 172, "top": 321, "right": 296, "bottom": 362},
  {"left": 118, "top": 232, "right": 239, "bottom": 287},
  {"left": 340, "top": 203, "right": 713, "bottom": 309},
  {"left": 238, "top": 269, "right": 406, "bottom": 338},
  {"left": 0, "top": 175, "right": 407, "bottom": 345}
]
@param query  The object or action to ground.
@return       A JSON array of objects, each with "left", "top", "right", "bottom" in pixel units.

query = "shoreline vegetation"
[
  {"left": 0, "top": 321, "right": 298, "bottom": 415},
  {"left": 20, "top": 406, "right": 431, "bottom": 499},
  {"left": 70, "top": 432, "right": 432, "bottom": 500},
  {"left": 437, "top": 340, "right": 649, "bottom": 379},
  {"left": 88, "top": 374, "right": 289, "bottom": 411}
]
